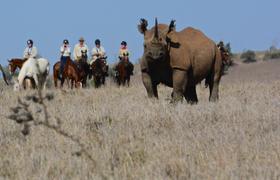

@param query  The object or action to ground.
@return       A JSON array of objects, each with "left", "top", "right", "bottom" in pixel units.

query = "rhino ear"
[
  {"left": 168, "top": 19, "right": 176, "bottom": 33},
  {"left": 138, "top": 18, "right": 148, "bottom": 34},
  {"left": 166, "top": 31, "right": 180, "bottom": 49}
]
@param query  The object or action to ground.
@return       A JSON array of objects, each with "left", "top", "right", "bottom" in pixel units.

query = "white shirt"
[
  {"left": 91, "top": 46, "right": 106, "bottom": 60},
  {"left": 23, "top": 46, "right": 38, "bottom": 59},
  {"left": 73, "top": 43, "right": 88, "bottom": 60},
  {"left": 60, "top": 45, "right": 71, "bottom": 57}
]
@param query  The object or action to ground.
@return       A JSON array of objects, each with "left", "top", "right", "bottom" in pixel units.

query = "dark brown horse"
[
  {"left": 115, "top": 60, "right": 134, "bottom": 86},
  {"left": 8, "top": 58, "right": 27, "bottom": 75},
  {"left": 53, "top": 57, "right": 81, "bottom": 88},
  {"left": 75, "top": 50, "right": 90, "bottom": 87},
  {"left": 90, "top": 58, "right": 107, "bottom": 88}
]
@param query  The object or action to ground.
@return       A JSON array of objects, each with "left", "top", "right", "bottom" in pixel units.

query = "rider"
[
  {"left": 73, "top": 37, "right": 89, "bottom": 63},
  {"left": 59, "top": 39, "right": 71, "bottom": 79},
  {"left": 23, "top": 39, "right": 38, "bottom": 60},
  {"left": 217, "top": 41, "right": 226, "bottom": 52},
  {"left": 118, "top": 41, "right": 129, "bottom": 61},
  {"left": 90, "top": 39, "right": 106, "bottom": 65},
  {"left": 118, "top": 41, "right": 134, "bottom": 75},
  {"left": 91, "top": 39, "right": 109, "bottom": 76}
]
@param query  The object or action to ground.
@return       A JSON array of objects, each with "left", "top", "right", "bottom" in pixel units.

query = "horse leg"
[
  {"left": 33, "top": 75, "right": 39, "bottom": 89},
  {"left": 127, "top": 76, "right": 130, "bottom": 87},
  {"left": 54, "top": 77, "right": 58, "bottom": 88},
  {"left": 61, "top": 78, "right": 65, "bottom": 88},
  {"left": 71, "top": 80, "right": 75, "bottom": 89},
  {"left": 67, "top": 78, "right": 70, "bottom": 88}
]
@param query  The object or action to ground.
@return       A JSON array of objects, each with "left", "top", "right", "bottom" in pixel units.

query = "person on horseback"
[
  {"left": 90, "top": 39, "right": 106, "bottom": 65},
  {"left": 217, "top": 41, "right": 225, "bottom": 52},
  {"left": 118, "top": 41, "right": 134, "bottom": 75},
  {"left": 91, "top": 39, "right": 108, "bottom": 76},
  {"left": 23, "top": 39, "right": 38, "bottom": 60},
  {"left": 58, "top": 39, "right": 71, "bottom": 79},
  {"left": 73, "top": 37, "right": 89, "bottom": 63},
  {"left": 119, "top": 41, "right": 129, "bottom": 61}
]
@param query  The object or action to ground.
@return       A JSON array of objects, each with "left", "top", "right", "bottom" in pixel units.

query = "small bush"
[
  {"left": 263, "top": 48, "right": 280, "bottom": 60},
  {"left": 241, "top": 50, "right": 256, "bottom": 63}
]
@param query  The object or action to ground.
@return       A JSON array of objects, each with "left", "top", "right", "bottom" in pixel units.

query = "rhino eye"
[
  {"left": 144, "top": 44, "right": 147, "bottom": 49},
  {"left": 159, "top": 38, "right": 163, "bottom": 41}
]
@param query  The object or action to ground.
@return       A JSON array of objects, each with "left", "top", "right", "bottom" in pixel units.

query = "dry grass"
[{"left": 0, "top": 60, "right": 280, "bottom": 179}]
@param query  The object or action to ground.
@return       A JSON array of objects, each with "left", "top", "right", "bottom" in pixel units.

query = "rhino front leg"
[
  {"left": 184, "top": 84, "right": 198, "bottom": 104},
  {"left": 172, "top": 69, "right": 187, "bottom": 102},
  {"left": 142, "top": 72, "right": 158, "bottom": 98}
]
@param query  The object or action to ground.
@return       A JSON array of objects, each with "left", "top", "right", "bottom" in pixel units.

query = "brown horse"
[
  {"left": 8, "top": 58, "right": 27, "bottom": 75},
  {"left": 76, "top": 50, "right": 91, "bottom": 87},
  {"left": 90, "top": 58, "right": 107, "bottom": 88},
  {"left": 115, "top": 60, "right": 134, "bottom": 86},
  {"left": 53, "top": 57, "right": 81, "bottom": 88}
]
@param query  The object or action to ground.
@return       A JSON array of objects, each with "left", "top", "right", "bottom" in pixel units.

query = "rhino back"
[{"left": 169, "top": 27, "right": 217, "bottom": 82}]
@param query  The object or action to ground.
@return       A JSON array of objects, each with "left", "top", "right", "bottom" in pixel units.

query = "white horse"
[{"left": 16, "top": 58, "right": 50, "bottom": 90}]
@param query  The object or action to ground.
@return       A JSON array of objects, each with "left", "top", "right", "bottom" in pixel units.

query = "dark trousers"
[{"left": 60, "top": 56, "right": 68, "bottom": 76}]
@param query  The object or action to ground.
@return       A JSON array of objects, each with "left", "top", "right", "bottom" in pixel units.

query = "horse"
[
  {"left": 53, "top": 57, "right": 81, "bottom": 89},
  {"left": 76, "top": 49, "right": 90, "bottom": 87},
  {"left": 115, "top": 60, "right": 134, "bottom": 86},
  {"left": 17, "top": 58, "right": 50, "bottom": 90},
  {"left": 8, "top": 58, "right": 38, "bottom": 89},
  {"left": 8, "top": 58, "right": 27, "bottom": 75},
  {"left": 90, "top": 58, "right": 107, "bottom": 88}
]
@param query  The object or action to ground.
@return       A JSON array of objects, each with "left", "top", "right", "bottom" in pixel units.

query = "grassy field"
[{"left": 0, "top": 59, "right": 280, "bottom": 179}]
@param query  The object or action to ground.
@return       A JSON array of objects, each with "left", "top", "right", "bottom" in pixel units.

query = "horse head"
[
  {"left": 81, "top": 49, "right": 88, "bottom": 62},
  {"left": 7, "top": 58, "right": 26, "bottom": 75}
]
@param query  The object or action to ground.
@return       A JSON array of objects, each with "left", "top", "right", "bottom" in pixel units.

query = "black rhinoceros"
[{"left": 138, "top": 18, "right": 223, "bottom": 103}]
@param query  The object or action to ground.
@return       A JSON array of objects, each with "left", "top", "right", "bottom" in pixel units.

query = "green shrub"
[{"left": 241, "top": 50, "right": 256, "bottom": 63}]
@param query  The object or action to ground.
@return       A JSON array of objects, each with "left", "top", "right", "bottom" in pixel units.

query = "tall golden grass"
[{"left": 0, "top": 60, "right": 280, "bottom": 179}]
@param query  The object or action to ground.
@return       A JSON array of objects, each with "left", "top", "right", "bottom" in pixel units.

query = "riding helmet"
[
  {"left": 121, "top": 41, "right": 127, "bottom": 46},
  {"left": 27, "top": 39, "right": 33, "bottom": 45},
  {"left": 95, "top": 39, "right": 101, "bottom": 45},
  {"left": 63, "top": 39, "right": 69, "bottom": 44}
]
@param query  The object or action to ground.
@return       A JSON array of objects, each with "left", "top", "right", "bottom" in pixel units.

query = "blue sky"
[{"left": 0, "top": 0, "right": 279, "bottom": 66}]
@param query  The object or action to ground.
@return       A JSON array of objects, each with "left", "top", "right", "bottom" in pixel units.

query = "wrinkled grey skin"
[{"left": 138, "top": 18, "right": 223, "bottom": 103}]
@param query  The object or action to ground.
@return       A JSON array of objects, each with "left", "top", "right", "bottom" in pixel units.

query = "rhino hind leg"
[
  {"left": 184, "top": 84, "right": 198, "bottom": 104},
  {"left": 208, "top": 74, "right": 220, "bottom": 102}
]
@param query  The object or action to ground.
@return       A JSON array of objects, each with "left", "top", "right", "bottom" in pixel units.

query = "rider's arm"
[
  {"left": 30, "top": 47, "right": 38, "bottom": 59},
  {"left": 23, "top": 48, "right": 29, "bottom": 58},
  {"left": 85, "top": 45, "right": 89, "bottom": 56},
  {"left": 65, "top": 46, "right": 71, "bottom": 55},
  {"left": 101, "top": 47, "right": 106, "bottom": 57},
  {"left": 60, "top": 46, "right": 65, "bottom": 54},
  {"left": 73, "top": 45, "right": 78, "bottom": 60},
  {"left": 92, "top": 48, "right": 100, "bottom": 57}
]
